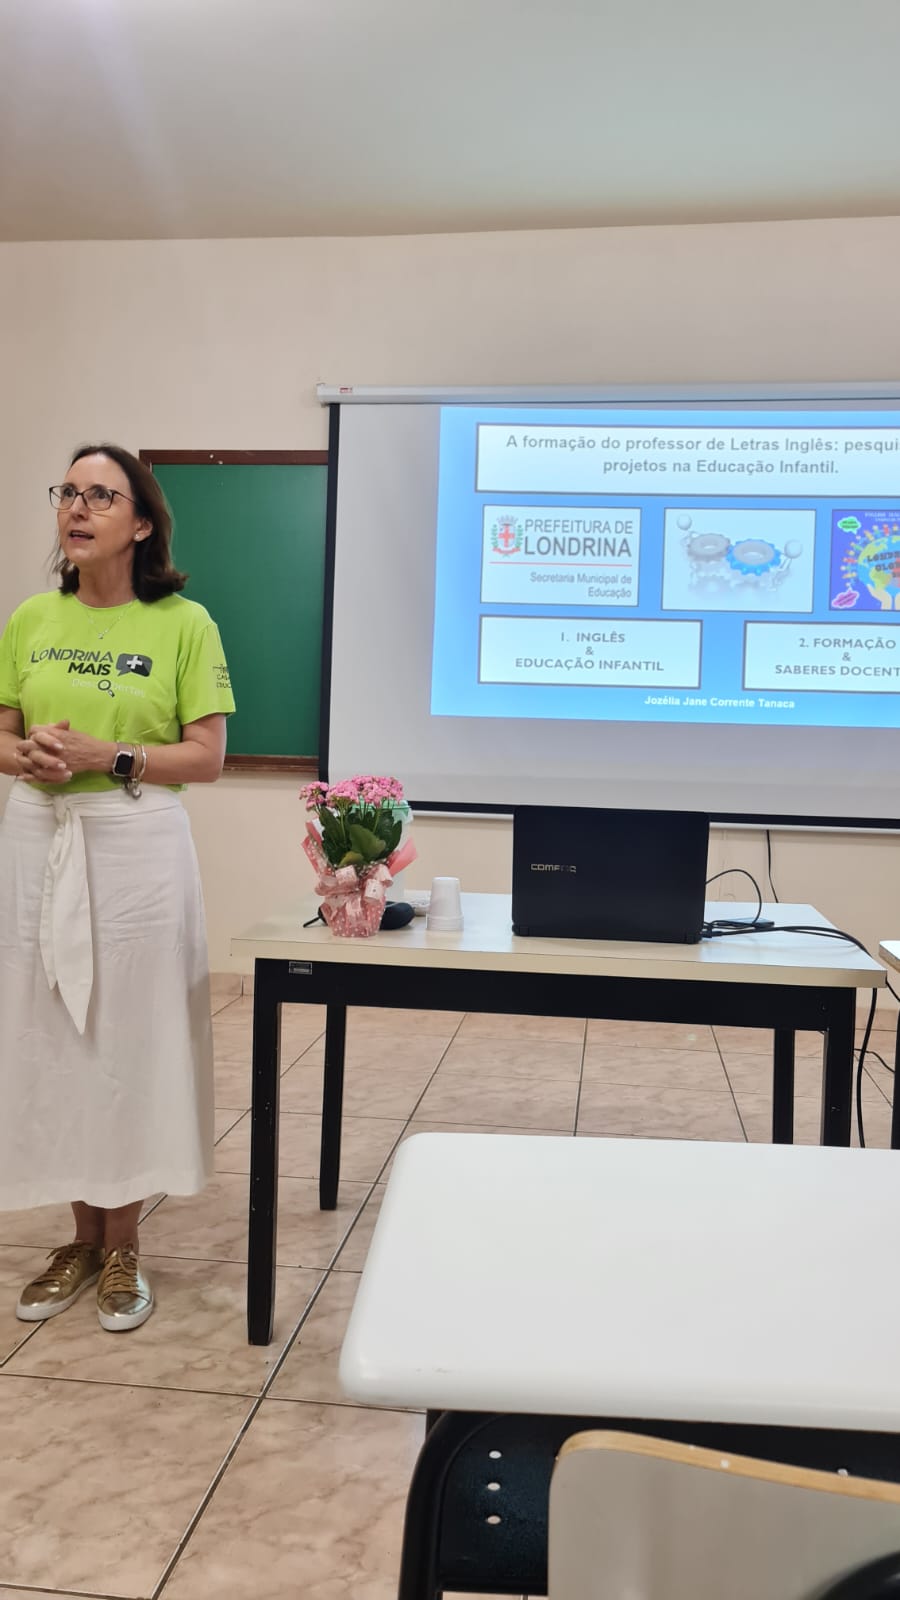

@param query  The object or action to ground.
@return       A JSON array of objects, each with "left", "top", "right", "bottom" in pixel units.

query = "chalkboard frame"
[{"left": 139, "top": 448, "right": 328, "bottom": 773}]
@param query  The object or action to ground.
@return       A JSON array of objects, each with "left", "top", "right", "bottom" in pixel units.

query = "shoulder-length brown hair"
[{"left": 54, "top": 443, "right": 187, "bottom": 602}]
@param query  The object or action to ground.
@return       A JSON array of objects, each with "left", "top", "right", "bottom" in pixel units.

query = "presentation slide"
[{"left": 431, "top": 406, "right": 900, "bottom": 729}]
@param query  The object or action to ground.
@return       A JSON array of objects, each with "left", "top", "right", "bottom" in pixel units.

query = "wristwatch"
[{"left": 112, "top": 745, "right": 136, "bottom": 779}]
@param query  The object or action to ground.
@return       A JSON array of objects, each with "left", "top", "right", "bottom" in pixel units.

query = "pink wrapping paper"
[{"left": 302, "top": 825, "right": 418, "bottom": 937}]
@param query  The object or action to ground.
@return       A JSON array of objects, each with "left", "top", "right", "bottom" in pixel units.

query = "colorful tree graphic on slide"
[{"left": 831, "top": 514, "right": 900, "bottom": 612}]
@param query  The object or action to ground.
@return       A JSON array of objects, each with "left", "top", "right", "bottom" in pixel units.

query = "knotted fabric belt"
[{"left": 14, "top": 784, "right": 180, "bottom": 1034}]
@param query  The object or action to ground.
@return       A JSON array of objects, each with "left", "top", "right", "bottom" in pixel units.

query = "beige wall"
[{"left": 2, "top": 218, "right": 900, "bottom": 980}]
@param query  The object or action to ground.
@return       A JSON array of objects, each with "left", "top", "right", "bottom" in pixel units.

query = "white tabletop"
[
  {"left": 340, "top": 1132, "right": 900, "bottom": 1430},
  {"left": 878, "top": 941, "right": 900, "bottom": 976},
  {"left": 233, "top": 895, "right": 884, "bottom": 989}
]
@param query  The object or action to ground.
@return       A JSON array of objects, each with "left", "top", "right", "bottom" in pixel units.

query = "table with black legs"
[{"left": 231, "top": 894, "right": 885, "bottom": 1346}]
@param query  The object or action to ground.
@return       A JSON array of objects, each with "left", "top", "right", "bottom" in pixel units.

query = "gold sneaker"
[
  {"left": 16, "top": 1242, "right": 104, "bottom": 1322},
  {"left": 96, "top": 1246, "right": 154, "bottom": 1333}
]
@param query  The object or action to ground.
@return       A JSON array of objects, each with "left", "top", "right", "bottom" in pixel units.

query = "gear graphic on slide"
[
  {"left": 681, "top": 525, "right": 802, "bottom": 591},
  {"left": 726, "top": 538, "right": 781, "bottom": 577},
  {"left": 685, "top": 532, "right": 730, "bottom": 564}
]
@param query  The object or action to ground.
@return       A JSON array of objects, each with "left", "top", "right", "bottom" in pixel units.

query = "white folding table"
[{"left": 340, "top": 1132, "right": 900, "bottom": 1598}]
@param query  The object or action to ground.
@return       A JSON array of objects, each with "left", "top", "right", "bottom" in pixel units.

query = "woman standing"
[{"left": 0, "top": 443, "right": 235, "bottom": 1331}]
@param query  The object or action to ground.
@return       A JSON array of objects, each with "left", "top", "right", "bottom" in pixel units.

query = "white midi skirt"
[{"left": 0, "top": 783, "right": 215, "bottom": 1210}]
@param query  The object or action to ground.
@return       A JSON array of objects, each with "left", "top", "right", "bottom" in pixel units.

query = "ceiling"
[{"left": 2, "top": 0, "right": 899, "bottom": 242}]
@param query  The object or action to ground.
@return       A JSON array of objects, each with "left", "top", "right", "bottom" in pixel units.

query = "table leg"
[
  {"left": 247, "top": 961, "right": 282, "bottom": 1345},
  {"left": 319, "top": 1003, "right": 347, "bottom": 1211},
  {"left": 891, "top": 1011, "right": 900, "bottom": 1152},
  {"left": 821, "top": 990, "right": 855, "bottom": 1147},
  {"left": 772, "top": 1031, "right": 796, "bottom": 1144}
]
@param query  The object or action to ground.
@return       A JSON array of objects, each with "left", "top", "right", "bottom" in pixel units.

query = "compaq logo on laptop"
[{"left": 530, "top": 863, "right": 577, "bottom": 873}]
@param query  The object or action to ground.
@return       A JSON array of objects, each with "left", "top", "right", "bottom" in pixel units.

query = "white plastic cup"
[{"left": 427, "top": 876, "right": 463, "bottom": 932}]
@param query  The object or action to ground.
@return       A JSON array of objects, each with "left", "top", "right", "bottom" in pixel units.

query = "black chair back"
[{"left": 821, "top": 1555, "right": 900, "bottom": 1600}]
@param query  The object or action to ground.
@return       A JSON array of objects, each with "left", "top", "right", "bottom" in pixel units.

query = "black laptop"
[{"left": 511, "top": 805, "right": 709, "bottom": 944}]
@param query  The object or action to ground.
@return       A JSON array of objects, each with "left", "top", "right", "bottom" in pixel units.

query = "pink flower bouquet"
[{"left": 300, "top": 775, "right": 417, "bottom": 937}]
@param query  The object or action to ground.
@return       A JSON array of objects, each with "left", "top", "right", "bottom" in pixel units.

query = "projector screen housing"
[{"left": 320, "top": 385, "right": 900, "bottom": 828}]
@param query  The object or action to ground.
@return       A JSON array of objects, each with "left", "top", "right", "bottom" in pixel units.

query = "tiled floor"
[{"left": 0, "top": 984, "right": 895, "bottom": 1599}]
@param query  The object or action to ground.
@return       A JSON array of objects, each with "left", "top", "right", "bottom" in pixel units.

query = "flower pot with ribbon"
[{"left": 300, "top": 776, "right": 417, "bottom": 938}]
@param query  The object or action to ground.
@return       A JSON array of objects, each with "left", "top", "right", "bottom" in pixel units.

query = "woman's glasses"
[{"left": 49, "top": 484, "right": 137, "bottom": 511}]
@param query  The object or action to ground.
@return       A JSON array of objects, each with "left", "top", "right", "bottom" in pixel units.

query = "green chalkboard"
[{"left": 146, "top": 455, "right": 328, "bottom": 765}]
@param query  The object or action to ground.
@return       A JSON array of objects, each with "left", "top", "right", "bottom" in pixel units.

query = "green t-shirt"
[{"left": 0, "top": 591, "right": 236, "bottom": 792}]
